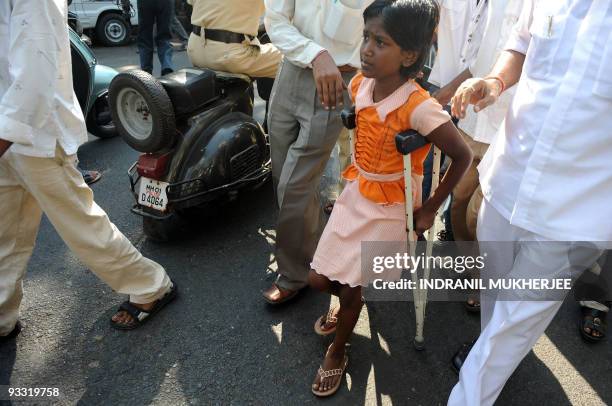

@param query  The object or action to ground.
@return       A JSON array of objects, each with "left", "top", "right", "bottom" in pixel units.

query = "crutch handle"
[
  {"left": 341, "top": 106, "right": 357, "bottom": 130},
  {"left": 395, "top": 130, "right": 430, "bottom": 155}
]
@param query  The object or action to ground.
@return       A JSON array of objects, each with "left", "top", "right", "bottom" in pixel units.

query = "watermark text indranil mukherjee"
[{"left": 371, "top": 278, "right": 573, "bottom": 291}]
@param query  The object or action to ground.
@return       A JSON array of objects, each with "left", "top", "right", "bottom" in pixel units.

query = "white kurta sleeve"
[
  {"left": 0, "top": 0, "right": 61, "bottom": 147},
  {"left": 504, "top": 0, "right": 533, "bottom": 55},
  {"left": 264, "top": 0, "right": 325, "bottom": 68}
]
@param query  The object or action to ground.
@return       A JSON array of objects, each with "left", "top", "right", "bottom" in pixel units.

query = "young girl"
[{"left": 308, "top": 0, "right": 472, "bottom": 397}]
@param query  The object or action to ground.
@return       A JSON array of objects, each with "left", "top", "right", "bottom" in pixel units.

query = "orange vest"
[{"left": 342, "top": 73, "right": 432, "bottom": 204}]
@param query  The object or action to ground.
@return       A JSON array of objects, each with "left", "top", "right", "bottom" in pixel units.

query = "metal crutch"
[
  {"left": 395, "top": 131, "right": 436, "bottom": 350},
  {"left": 422, "top": 146, "right": 441, "bottom": 315},
  {"left": 342, "top": 108, "right": 440, "bottom": 350}
]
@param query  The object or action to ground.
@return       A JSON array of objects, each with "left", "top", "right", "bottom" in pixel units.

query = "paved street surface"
[{"left": 1, "top": 44, "right": 610, "bottom": 406}]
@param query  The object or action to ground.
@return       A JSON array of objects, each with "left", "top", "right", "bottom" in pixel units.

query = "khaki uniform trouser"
[
  {"left": 187, "top": 33, "right": 281, "bottom": 79},
  {"left": 0, "top": 146, "right": 171, "bottom": 336},
  {"left": 268, "top": 60, "right": 354, "bottom": 290},
  {"left": 450, "top": 129, "right": 489, "bottom": 242}
]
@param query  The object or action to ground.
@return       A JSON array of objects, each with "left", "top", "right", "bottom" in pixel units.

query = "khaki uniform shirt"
[{"left": 187, "top": 0, "right": 264, "bottom": 36}]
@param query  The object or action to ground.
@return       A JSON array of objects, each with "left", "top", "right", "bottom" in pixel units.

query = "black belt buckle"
[{"left": 193, "top": 26, "right": 251, "bottom": 44}]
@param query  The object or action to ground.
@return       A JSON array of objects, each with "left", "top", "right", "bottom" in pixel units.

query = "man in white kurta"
[
  {"left": 0, "top": 0, "right": 174, "bottom": 337},
  {"left": 448, "top": 0, "right": 612, "bottom": 404}
]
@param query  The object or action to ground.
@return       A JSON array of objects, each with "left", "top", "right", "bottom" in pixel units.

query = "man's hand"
[
  {"left": 312, "top": 50, "right": 346, "bottom": 110},
  {"left": 413, "top": 205, "right": 437, "bottom": 235},
  {"left": 450, "top": 77, "right": 502, "bottom": 119},
  {"left": 0, "top": 139, "right": 13, "bottom": 158}
]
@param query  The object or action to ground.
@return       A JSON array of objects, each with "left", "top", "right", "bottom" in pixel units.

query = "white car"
[{"left": 68, "top": 0, "right": 139, "bottom": 47}]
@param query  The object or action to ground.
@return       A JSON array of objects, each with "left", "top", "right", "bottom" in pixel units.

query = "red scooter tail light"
[{"left": 136, "top": 152, "right": 172, "bottom": 179}]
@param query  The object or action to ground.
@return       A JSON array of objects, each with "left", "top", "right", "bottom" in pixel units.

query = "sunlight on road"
[
  {"left": 533, "top": 334, "right": 605, "bottom": 406},
  {"left": 270, "top": 322, "right": 282, "bottom": 345}
]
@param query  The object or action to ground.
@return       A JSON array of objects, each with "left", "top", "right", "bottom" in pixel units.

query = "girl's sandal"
[
  {"left": 314, "top": 307, "right": 339, "bottom": 336},
  {"left": 311, "top": 354, "right": 349, "bottom": 397}
]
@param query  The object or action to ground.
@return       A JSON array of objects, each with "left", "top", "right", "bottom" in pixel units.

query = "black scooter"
[{"left": 109, "top": 62, "right": 271, "bottom": 241}]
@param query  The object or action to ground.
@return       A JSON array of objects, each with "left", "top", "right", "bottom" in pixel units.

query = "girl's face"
[{"left": 360, "top": 16, "right": 417, "bottom": 80}]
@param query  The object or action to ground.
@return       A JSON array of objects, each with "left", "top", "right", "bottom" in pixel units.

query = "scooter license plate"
[{"left": 138, "top": 178, "right": 169, "bottom": 212}]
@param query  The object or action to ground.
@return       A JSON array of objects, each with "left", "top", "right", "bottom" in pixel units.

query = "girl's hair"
[{"left": 363, "top": 0, "right": 439, "bottom": 78}]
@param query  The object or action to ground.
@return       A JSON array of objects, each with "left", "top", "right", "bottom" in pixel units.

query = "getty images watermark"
[{"left": 360, "top": 241, "right": 611, "bottom": 302}]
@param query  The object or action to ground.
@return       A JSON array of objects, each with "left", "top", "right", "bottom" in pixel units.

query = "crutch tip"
[{"left": 413, "top": 337, "right": 425, "bottom": 351}]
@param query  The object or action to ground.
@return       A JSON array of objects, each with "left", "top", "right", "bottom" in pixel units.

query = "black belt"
[{"left": 192, "top": 26, "right": 254, "bottom": 44}]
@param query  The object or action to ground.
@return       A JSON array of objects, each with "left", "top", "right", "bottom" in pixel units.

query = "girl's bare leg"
[
  {"left": 308, "top": 269, "right": 341, "bottom": 296},
  {"left": 312, "top": 284, "right": 363, "bottom": 393}
]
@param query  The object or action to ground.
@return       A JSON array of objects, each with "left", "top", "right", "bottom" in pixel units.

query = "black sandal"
[
  {"left": 110, "top": 283, "right": 178, "bottom": 330},
  {"left": 0, "top": 321, "right": 22, "bottom": 342},
  {"left": 579, "top": 306, "right": 607, "bottom": 343}
]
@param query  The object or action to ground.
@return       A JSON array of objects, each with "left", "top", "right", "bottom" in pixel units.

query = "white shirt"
[
  {"left": 457, "top": 0, "right": 489, "bottom": 73},
  {"left": 458, "top": 0, "right": 523, "bottom": 144},
  {"left": 0, "top": 0, "right": 87, "bottom": 158},
  {"left": 479, "top": 0, "right": 612, "bottom": 241},
  {"left": 264, "top": 0, "right": 374, "bottom": 68},
  {"left": 429, "top": 0, "right": 475, "bottom": 87}
]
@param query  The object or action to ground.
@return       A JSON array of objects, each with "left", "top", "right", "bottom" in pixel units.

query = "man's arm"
[
  {"left": 264, "top": 0, "right": 325, "bottom": 68},
  {"left": 450, "top": 50, "right": 525, "bottom": 118},
  {"left": 450, "top": 0, "right": 532, "bottom": 118},
  {"left": 0, "top": 0, "right": 62, "bottom": 157},
  {"left": 264, "top": 0, "right": 346, "bottom": 109}
]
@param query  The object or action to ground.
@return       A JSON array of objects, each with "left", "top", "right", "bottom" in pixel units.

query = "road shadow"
[
  {"left": 0, "top": 338, "right": 17, "bottom": 406},
  {"left": 531, "top": 299, "right": 612, "bottom": 405}
]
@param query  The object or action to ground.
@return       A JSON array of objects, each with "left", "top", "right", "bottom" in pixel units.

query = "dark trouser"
[
  {"left": 137, "top": 0, "right": 174, "bottom": 74},
  {"left": 268, "top": 60, "right": 354, "bottom": 290}
]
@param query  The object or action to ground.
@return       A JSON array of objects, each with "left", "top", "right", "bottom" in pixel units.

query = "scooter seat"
[{"left": 159, "top": 68, "right": 220, "bottom": 116}]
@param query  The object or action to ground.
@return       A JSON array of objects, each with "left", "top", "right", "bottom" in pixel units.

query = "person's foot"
[
  {"left": 262, "top": 283, "right": 300, "bottom": 305},
  {"left": 323, "top": 201, "right": 335, "bottom": 215},
  {"left": 314, "top": 306, "right": 340, "bottom": 335},
  {"left": 580, "top": 307, "right": 607, "bottom": 342},
  {"left": 79, "top": 168, "right": 102, "bottom": 185},
  {"left": 0, "top": 321, "right": 22, "bottom": 343},
  {"left": 312, "top": 343, "right": 348, "bottom": 395},
  {"left": 465, "top": 296, "right": 481, "bottom": 313},
  {"left": 452, "top": 340, "right": 476, "bottom": 374},
  {"left": 437, "top": 229, "right": 453, "bottom": 241},
  {"left": 173, "top": 41, "right": 187, "bottom": 51},
  {"left": 111, "top": 301, "right": 157, "bottom": 327},
  {"left": 161, "top": 68, "right": 174, "bottom": 76}
]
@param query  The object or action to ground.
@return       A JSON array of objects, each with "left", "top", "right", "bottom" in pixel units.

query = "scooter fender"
[
  {"left": 175, "top": 112, "right": 267, "bottom": 191},
  {"left": 92, "top": 64, "right": 118, "bottom": 103}
]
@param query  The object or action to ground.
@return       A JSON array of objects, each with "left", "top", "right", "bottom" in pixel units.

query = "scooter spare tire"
[{"left": 109, "top": 70, "right": 176, "bottom": 153}]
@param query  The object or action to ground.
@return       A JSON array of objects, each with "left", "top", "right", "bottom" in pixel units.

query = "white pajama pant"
[
  {"left": 0, "top": 146, "right": 172, "bottom": 336},
  {"left": 448, "top": 199, "right": 603, "bottom": 406}
]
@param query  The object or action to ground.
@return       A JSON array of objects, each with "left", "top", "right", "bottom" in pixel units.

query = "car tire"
[
  {"left": 109, "top": 70, "right": 176, "bottom": 153},
  {"left": 96, "top": 13, "right": 130, "bottom": 47},
  {"left": 87, "top": 95, "right": 118, "bottom": 138}
]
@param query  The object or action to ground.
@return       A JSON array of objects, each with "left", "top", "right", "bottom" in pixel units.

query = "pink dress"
[{"left": 310, "top": 75, "right": 450, "bottom": 287}]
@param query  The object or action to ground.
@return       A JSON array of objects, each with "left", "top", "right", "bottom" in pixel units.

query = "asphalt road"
[{"left": 0, "top": 44, "right": 610, "bottom": 406}]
